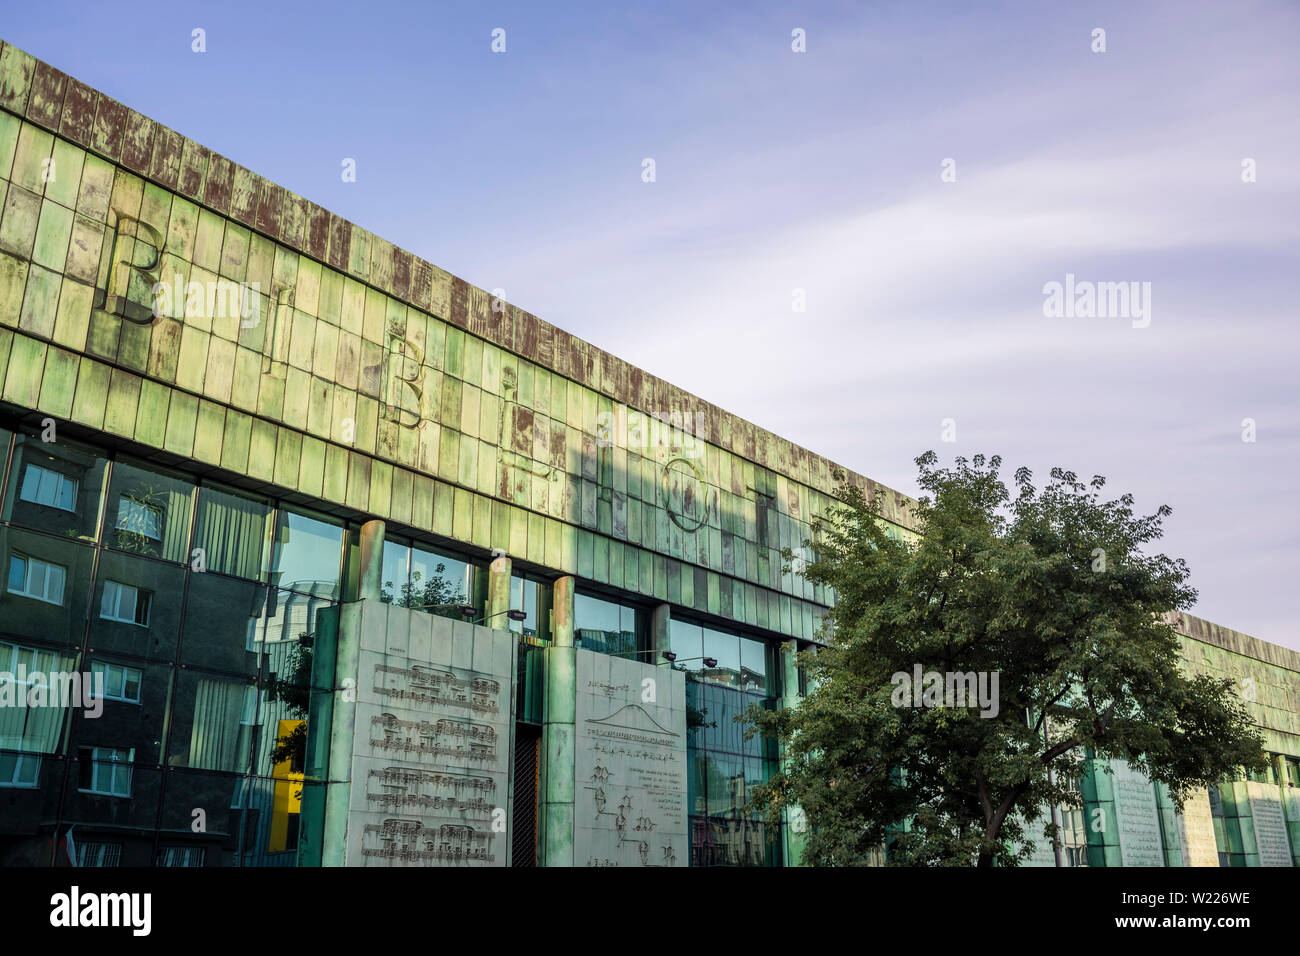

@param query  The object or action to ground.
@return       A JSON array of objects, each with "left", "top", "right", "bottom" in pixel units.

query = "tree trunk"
[{"left": 978, "top": 784, "right": 1023, "bottom": 867}]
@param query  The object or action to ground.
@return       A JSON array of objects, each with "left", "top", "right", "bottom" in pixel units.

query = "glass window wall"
[
  {"left": 272, "top": 509, "right": 343, "bottom": 598},
  {"left": 0, "top": 427, "right": 347, "bottom": 867},
  {"left": 574, "top": 592, "right": 643, "bottom": 657},
  {"left": 669, "top": 615, "right": 781, "bottom": 866}
]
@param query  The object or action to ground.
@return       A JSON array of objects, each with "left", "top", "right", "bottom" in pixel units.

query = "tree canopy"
[{"left": 744, "top": 451, "right": 1267, "bottom": 866}]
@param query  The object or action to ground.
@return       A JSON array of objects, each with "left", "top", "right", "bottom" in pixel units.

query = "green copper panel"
[
  {"left": 248, "top": 417, "right": 277, "bottom": 483},
  {"left": 35, "top": 341, "right": 76, "bottom": 418},
  {"left": 188, "top": 399, "right": 222, "bottom": 464},
  {"left": 273, "top": 429, "right": 302, "bottom": 494},
  {"left": 132, "top": 377, "right": 169, "bottom": 448}
]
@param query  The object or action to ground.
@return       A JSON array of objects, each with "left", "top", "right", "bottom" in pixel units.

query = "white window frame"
[
  {"left": 76, "top": 842, "right": 122, "bottom": 867},
  {"left": 79, "top": 746, "right": 134, "bottom": 797},
  {"left": 89, "top": 661, "right": 143, "bottom": 704},
  {"left": 0, "top": 751, "right": 41, "bottom": 788},
  {"left": 155, "top": 846, "right": 205, "bottom": 867},
  {"left": 7, "top": 553, "right": 67, "bottom": 605},
  {"left": 99, "top": 580, "right": 151, "bottom": 627},
  {"left": 19, "top": 463, "right": 79, "bottom": 512},
  {"left": 116, "top": 495, "right": 163, "bottom": 541}
]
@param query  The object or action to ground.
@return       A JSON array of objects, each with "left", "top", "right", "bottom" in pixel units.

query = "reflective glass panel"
[
  {"left": 90, "top": 550, "right": 185, "bottom": 664},
  {"left": 4, "top": 432, "right": 107, "bottom": 541},
  {"left": 574, "top": 593, "right": 641, "bottom": 657},
  {"left": 271, "top": 509, "right": 343, "bottom": 598},
  {"left": 508, "top": 575, "right": 548, "bottom": 642},
  {"left": 701, "top": 628, "right": 741, "bottom": 688},
  {"left": 408, "top": 544, "right": 472, "bottom": 617},
  {"left": 104, "top": 460, "right": 195, "bottom": 564},
  {"left": 669, "top": 620, "right": 704, "bottom": 673},
  {"left": 739, "top": 637, "right": 769, "bottom": 695},
  {"left": 380, "top": 537, "right": 411, "bottom": 605},
  {"left": 193, "top": 484, "right": 271, "bottom": 580},
  {"left": 0, "top": 529, "right": 95, "bottom": 651}
]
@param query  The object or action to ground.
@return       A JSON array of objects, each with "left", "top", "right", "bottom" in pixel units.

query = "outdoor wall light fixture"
[{"left": 668, "top": 655, "right": 718, "bottom": 668}]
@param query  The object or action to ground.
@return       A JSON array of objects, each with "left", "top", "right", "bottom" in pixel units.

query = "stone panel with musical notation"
[
  {"left": 343, "top": 602, "right": 516, "bottom": 866},
  {"left": 573, "top": 649, "right": 688, "bottom": 867},
  {"left": 1245, "top": 780, "right": 1295, "bottom": 867}
]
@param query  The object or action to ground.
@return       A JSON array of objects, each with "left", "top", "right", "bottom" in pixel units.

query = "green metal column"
[
  {"left": 1154, "top": 782, "right": 1184, "bottom": 865},
  {"left": 321, "top": 602, "right": 363, "bottom": 866},
  {"left": 297, "top": 605, "right": 338, "bottom": 867},
  {"left": 779, "top": 641, "right": 808, "bottom": 866},
  {"left": 650, "top": 603, "right": 671, "bottom": 655},
  {"left": 541, "top": 575, "right": 576, "bottom": 866},
  {"left": 321, "top": 520, "right": 383, "bottom": 864},
  {"left": 357, "top": 519, "right": 385, "bottom": 602},
  {"left": 1231, "top": 780, "right": 1260, "bottom": 866},
  {"left": 486, "top": 551, "right": 516, "bottom": 863},
  {"left": 1274, "top": 754, "right": 1299, "bottom": 864},
  {"left": 487, "top": 550, "right": 512, "bottom": 625}
]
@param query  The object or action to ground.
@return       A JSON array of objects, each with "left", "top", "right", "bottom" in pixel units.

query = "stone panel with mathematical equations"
[
  {"left": 1111, "top": 760, "right": 1165, "bottom": 867},
  {"left": 331, "top": 601, "right": 516, "bottom": 866},
  {"left": 1014, "top": 806, "right": 1065, "bottom": 867},
  {"left": 574, "top": 649, "right": 688, "bottom": 867},
  {"left": 1176, "top": 788, "right": 1220, "bottom": 867},
  {"left": 1245, "top": 780, "right": 1294, "bottom": 867}
]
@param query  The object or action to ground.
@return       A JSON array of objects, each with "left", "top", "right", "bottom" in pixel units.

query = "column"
[
  {"left": 357, "top": 519, "right": 385, "bottom": 602},
  {"left": 541, "top": 575, "right": 576, "bottom": 865},
  {"left": 487, "top": 549, "right": 512, "bottom": 626},
  {"left": 321, "top": 602, "right": 362, "bottom": 866},
  {"left": 650, "top": 603, "right": 671, "bottom": 656},
  {"left": 323, "top": 519, "right": 382, "bottom": 864},
  {"left": 779, "top": 641, "right": 808, "bottom": 867},
  {"left": 1274, "top": 753, "right": 1300, "bottom": 864},
  {"left": 552, "top": 574, "right": 574, "bottom": 648}
]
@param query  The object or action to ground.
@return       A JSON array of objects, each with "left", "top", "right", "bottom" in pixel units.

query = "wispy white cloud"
[
  {"left": 434, "top": 3, "right": 1300, "bottom": 646},
  {"left": 15, "top": 0, "right": 1293, "bottom": 645}
]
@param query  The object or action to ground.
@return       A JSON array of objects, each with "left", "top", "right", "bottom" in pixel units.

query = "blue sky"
[{"left": 5, "top": 0, "right": 1298, "bottom": 647}]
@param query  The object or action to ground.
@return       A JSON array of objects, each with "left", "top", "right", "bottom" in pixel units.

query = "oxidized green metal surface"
[
  {"left": 0, "top": 37, "right": 1297, "bottom": 778},
  {"left": 0, "top": 37, "right": 920, "bottom": 648},
  {"left": 1175, "top": 616, "right": 1300, "bottom": 756}
]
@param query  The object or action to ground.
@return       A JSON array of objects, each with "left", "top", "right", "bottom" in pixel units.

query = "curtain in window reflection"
[
  {"left": 158, "top": 487, "right": 191, "bottom": 562},
  {"left": 194, "top": 487, "right": 269, "bottom": 580},
  {"left": 0, "top": 643, "right": 73, "bottom": 755},
  {"left": 187, "top": 680, "right": 255, "bottom": 772}
]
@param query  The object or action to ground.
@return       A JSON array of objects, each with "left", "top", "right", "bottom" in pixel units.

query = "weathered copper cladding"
[{"left": 3, "top": 42, "right": 896, "bottom": 523}]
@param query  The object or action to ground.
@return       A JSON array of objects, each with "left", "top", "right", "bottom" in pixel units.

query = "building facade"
[{"left": 0, "top": 39, "right": 1295, "bottom": 867}]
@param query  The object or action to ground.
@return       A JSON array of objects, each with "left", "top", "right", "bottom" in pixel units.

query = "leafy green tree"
[
  {"left": 745, "top": 452, "right": 1267, "bottom": 867},
  {"left": 382, "top": 563, "right": 467, "bottom": 617},
  {"left": 269, "top": 634, "right": 314, "bottom": 772}
]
